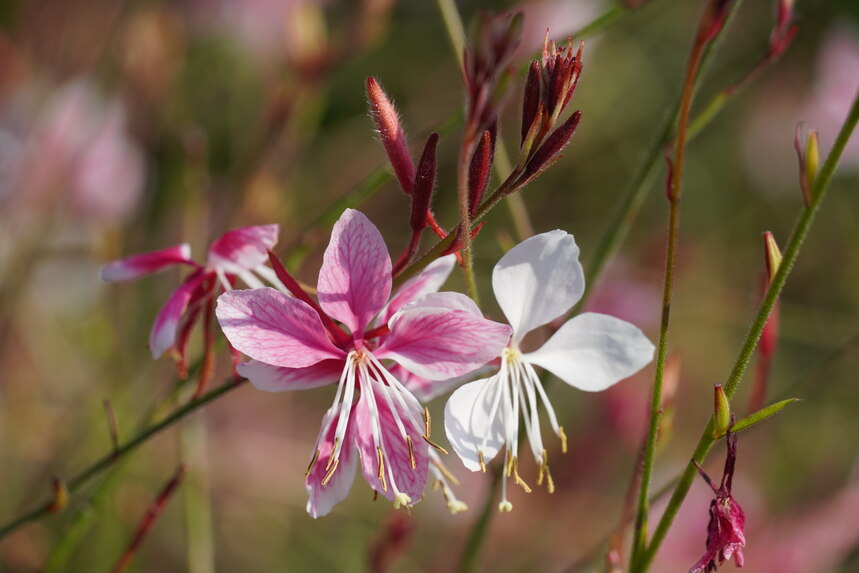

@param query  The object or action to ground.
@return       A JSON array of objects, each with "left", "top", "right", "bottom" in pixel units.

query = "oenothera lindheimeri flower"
[
  {"left": 100, "top": 225, "right": 282, "bottom": 369},
  {"left": 444, "top": 230, "right": 655, "bottom": 511},
  {"left": 216, "top": 209, "right": 511, "bottom": 517}
]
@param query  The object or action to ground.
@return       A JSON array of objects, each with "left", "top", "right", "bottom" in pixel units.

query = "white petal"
[
  {"left": 444, "top": 378, "right": 506, "bottom": 471},
  {"left": 492, "top": 230, "right": 584, "bottom": 344},
  {"left": 524, "top": 312, "right": 655, "bottom": 392}
]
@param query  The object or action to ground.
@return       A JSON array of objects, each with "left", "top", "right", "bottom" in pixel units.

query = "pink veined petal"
[
  {"left": 492, "top": 230, "right": 584, "bottom": 345},
  {"left": 387, "top": 362, "right": 491, "bottom": 402},
  {"left": 207, "top": 224, "right": 280, "bottom": 274},
  {"left": 237, "top": 359, "right": 344, "bottom": 392},
  {"left": 306, "top": 414, "right": 359, "bottom": 518},
  {"left": 378, "top": 254, "right": 456, "bottom": 325},
  {"left": 100, "top": 243, "right": 195, "bottom": 282},
  {"left": 317, "top": 209, "right": 392, "bottom": 336},
  {"left": 523, "top": 312, "right": 655, "bottom": 392},
  {"left": 444, "top": 377, "right": 507, "bottom": 471},
  {"left": 377, "top": 307, "right": 511, "bottom": 381},
  {"left": 396, "top": 291, "right": 483, "bottom": 316},
  {"left": 216, "top": 287, "right": 344, "bottom": 368},
  {"left": 352, "top": 383, "right": 428, "bottom": 505},
  {"left": 150, "top": 269, "right": 208, "bottom": 358}
]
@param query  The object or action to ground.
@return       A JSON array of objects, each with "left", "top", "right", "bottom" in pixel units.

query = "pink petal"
[
  {"left": 377, "top": 307, "right": 511, "bottom": 381},
  {"left": 237, "top": 359, "right": 343, "bottom": 392},
  {"left": 317, "top": 209, "right": 392, "bottom": 336},
  {"left": 207, "top": 224, "right": 280, "bottom": 274},
  {"left": 100, "top": 244, "right": 195, "bottom": 282},
  {"left": 378, "top": 255, "right": 456, "bottom": 325},
  {"left": 352, "top": 383, "right": 428, "bottom": 505},
  {"left": 216, "top": 287, "right": 344, "bottom": 368},
  {"left": 150, "top": 269, "right": 208, "bottom": 358},
  {"left": 388, "top": 362, "right": 487, "bottom": 402},
  {"left": 305, "top": 414, "right": 359, "bottom": 518}
]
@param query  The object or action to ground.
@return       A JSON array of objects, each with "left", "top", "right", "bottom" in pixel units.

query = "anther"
[
  {"left": 305, "top": 449, "right": 320, "bottom": 477},
  {"left": 423, "top": 407, "right": 432, "bottom": 438},
  {"left": 478, "top": 451, "right": 487, "bottom": 473},
  {"left": 407, "top": 435, "right": 416, "bottom": 469},
  {"left": 321, "top": 458, "right": 339, "bottom": 485},
  {"left": 559, "top": 426, "right": 568, "bottom": 453},
  {"left": 325, "top": 437, "right": 340, "bottom": 471},
  {"left": 422, "top": 435, "right": 448, "bottom": 455},
  {"left": 511, "top": 458, "right": 532, "bottom": 494},
  {"left": 376, "top": 446, "right": 388, "bottom": 492}
]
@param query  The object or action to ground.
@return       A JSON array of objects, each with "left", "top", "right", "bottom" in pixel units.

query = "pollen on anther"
[
  {"left": 305, "top": 449, "right": 320, "bottom": 477},
  {"left": 478, "top": 450, "right": 487, "bottom": 473},
  {"left": 407, "top": 435, "right": 416, "bottom": 469},
  {"left": 325, "top": 437, "right": 340, "bottom": 471},
  {"left": 376, "top": 446, "right": 388, "bottom": 492},
  {"left": 559, "top": 426, "right": 568, "bottom": 453},
  {"left": 321, "top": 458, "right": 339, "bottom": 485}
]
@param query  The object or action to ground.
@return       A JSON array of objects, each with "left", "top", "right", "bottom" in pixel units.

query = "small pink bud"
[
  {"left": 366, "top": 77, "right": 415, "bottom": 195},
  {"left": 521, "top": 61, "right": 541, "bottom": 144}
]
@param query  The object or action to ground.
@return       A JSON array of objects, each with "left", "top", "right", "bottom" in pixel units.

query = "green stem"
[
  {"left": 629, "top": 12, "right": 709, "bottom": 566},
  {"left": 457, "top": 467, "right": 502, "bottom": 573},
  {"left": 0, "top": 378, "right": 246, "bottom": 540},
  {"left": 636, "top": 88, "right": 859, "bottom": 571}
]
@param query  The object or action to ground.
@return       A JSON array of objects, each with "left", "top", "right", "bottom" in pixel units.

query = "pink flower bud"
[
  {"left": 366, "top": 77, "right": 415, "bottom": 195},
  {"left": 468, "top": 130, "right": 493, "bottom": 216},
  {"left": 411, "top": 133, "right": 439, "bottom": 232}
]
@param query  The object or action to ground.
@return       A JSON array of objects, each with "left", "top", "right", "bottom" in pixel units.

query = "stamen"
[
  {"left": 422, "top": 434, "right": 448, "bottom": 455},
  {"left": 504, "top": 449, "right": 513, "bottom": 477},
  {"left": 423, "top": 407, "right": 432, "bottom": 438},
  {"left": 407, "top": 435, "right": 416, "bottom": 469},
  {"left": 559, "top": 426, "right": 568, "bottom": 453},
  {"left": 478, "top": 451, "right": 486, "bottom": 473},
  {"left": 377, "top": 446, "right": 388, "bottom": 492},
  {"left": 537, "top": 449, "right": 555, "bottom": 493},
  {"left": 305, "top": 449, "right": 320, "bottom": 477},
  {"left": 321, "top": 458, "right": 339, "bottom": 485},
  {"left": 510, "top": 457, "right": 532, "bottom": 494},
  {"left": 325, "top": 437, "right": 340, "bottom": 471}
]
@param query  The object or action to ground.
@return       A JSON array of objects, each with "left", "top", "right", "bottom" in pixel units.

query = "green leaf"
[{"left": 720, "top": 398, "right": 800, "bottom": 437}]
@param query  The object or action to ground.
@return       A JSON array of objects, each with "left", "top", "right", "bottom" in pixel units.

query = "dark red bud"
[
  {"left": 366, "top": 77, "right": 415, "bottom": 195},
  {"left": 468, "top": 130, "right": 493, "bottom": 216},
  {"left": 522, "top": 110, "right": 581, "bottom": 180},
  {"left": 521, "top": 61, "right": 541, "bottom": 144},
  {"left": 411, "top": 133, "right": 439, "bottom": 232}
]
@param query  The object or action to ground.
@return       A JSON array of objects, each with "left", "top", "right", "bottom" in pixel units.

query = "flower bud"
[
  {"left": 48, "top": 477, "right": 69, "bottom": 513},
  {"left": 804, "top": 130, "right": 820, "bottom": 193},
  {"left": 366, "top": 77, "right": 415, "bottom": 195},
  {"left": 762, "top": 231, "right": 783, "bottom": 285},
  {"left": 713, "top": 384, "right": 731, "bottom": 438}
]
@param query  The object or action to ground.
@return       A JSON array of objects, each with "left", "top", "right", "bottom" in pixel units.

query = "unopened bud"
[
  {"left": 366, "top": 77, "right": 415, "bottom": 195},
  {"left": 762, "top": 232, "right": 782, "bottom": 285},
  {"left": 410, "top": 133, "right": 439, "bottom": 232},
  {"left": 713, "top": 384, "right": 731, "bottom": 438},
  {"left": 468, "top": 130, "right": 493, "bottom": 216},
  {"left": 49, "top": 477, "right": 69, "bottom": 513},
  {"left": 804, "top": 130, "right": 819, "bottom": 193}
]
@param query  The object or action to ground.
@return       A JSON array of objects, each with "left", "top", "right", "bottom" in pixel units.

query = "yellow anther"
[
  {"left": 424, "top": 407, "right": 432, "bottom": 437},
  {"left": 321, "top": 458, "right": 339, "bottom": 485},
  {"left": 325, "top": 437, "right": 340, "bottom": 471},
  {"left": 407, "top": 435, "right": 416, "bottom": 469},
  {"left": 422, "top": 435, "right": 448, "bottom": 455},
  {"left": 305, "top": 449, "right": 320, "bottom": 477},
  {"left": 505, "top": 450, "right": 514, "bottom": 478},
  {"left": 376, "top": 446, "right": 388, "bottom": 492},
  {"left": 478, "top": 451, "right": 487, "bottom": 473},
  {"left": 559, "top": 426, "right": 568, "bottom": 453},
  {"left": 432, "top": 458, "right": 460, "bottom": 485},
  {"left": 511, "top": 458, "right": 532, "bottom": 494}
]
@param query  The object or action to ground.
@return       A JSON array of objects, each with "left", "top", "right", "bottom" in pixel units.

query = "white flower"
[{"left": 444, "top": 230, "right": 655, "bottom": 511}]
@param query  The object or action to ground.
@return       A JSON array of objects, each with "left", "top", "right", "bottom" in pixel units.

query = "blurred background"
[{"left": 1, "top": 0, "right": 858, "bottom": 571}]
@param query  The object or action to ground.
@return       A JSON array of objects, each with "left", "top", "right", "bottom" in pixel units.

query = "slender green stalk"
[
  {"left": 0, "top": 378, "right": 245, "bottom": 540},
  {"left": 436, "top": 0, "right": 465, "bottom": 70},
  {"left": 457, "top": 467, "right": 502, "bottom": 573},
  {"left": 629, "top": 12, "right": 710, "bottom": 565},
  {"left": 636, "top": 89, "right": 859, "bottom": 572}
]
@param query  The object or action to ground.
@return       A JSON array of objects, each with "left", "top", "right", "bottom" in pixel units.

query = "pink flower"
[
  {"left": 215, "top": 209, "right": 511, "bottom": 517},
  {"left": 101, "top": 225, "right": 281, "bottom": 366},
  {"left": 691, "top": 429, "right": 747, "bottom": 572}
]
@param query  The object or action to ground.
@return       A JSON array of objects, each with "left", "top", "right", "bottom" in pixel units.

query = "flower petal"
[
  {"left": 524, "top": 312, "right": 655, "bottom": 391},
  {"left": 397, "top": 291, "right": 483, "bottom": 315},
  {"left": 207, "top": 224, "right": 280, "bottom": 274},
  {"left": 444, "top": 378, "right": 506, "bottom": 471},
  {"left": 389, "top": 362, "right": 494, "bottom": 402},
  {"left": 100, "top": 243, "right": 194, "bottom": 282},
  {"left": 378, "top": 254, "right": 456, "bottom": 324},
  {"left": 352, "top": 383, "right": 428, "bottom": 505},
  {"left": 216, "top": 287, "right": 344, "bottom": 368},
  {"left": 492, "top": 230, "right": 584, "bottom": 344},
  {"left": 150, "top": 269, "right": 207, "bottom": 358},
  {"left": 305, "top": 415, "right": 359, "bottom": 518},
  {"left": 377, "top": 306, "right": 511, "bottom": 381},
  {"left": 237, "top": 359, "right": 344, "bottom": 392},
  {"left": 317, "top": 209, "right": 392, "bottom": 335}
]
